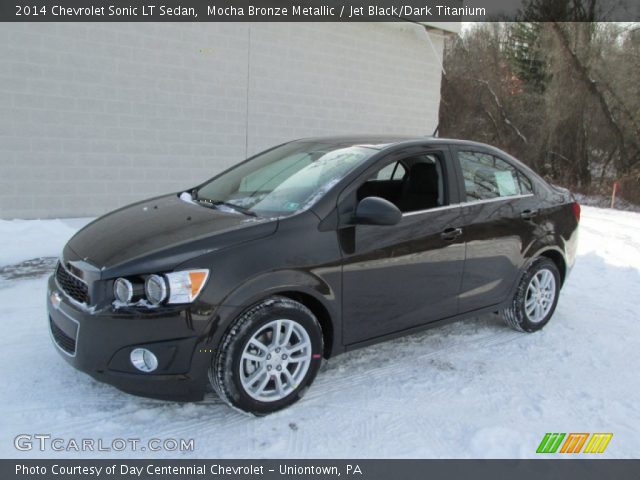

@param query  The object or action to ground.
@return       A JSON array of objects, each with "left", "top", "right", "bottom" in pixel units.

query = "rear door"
[
  {"left": 339, "top": 146, "right": 466, "bottom": 345},
  {"left": 451, "top": 147, "right": 540, "bottom": 313}
]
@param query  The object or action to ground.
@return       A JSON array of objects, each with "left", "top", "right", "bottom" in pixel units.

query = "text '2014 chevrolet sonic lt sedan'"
[{"left": 47, "top": 136, "right": 579, "bottom": 415}]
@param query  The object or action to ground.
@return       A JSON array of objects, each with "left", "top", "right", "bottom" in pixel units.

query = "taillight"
[{"left": 572, "top": 202, "right": 581, "bottom": 222}]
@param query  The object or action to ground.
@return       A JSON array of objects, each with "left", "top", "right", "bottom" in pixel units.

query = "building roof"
[{"left": 420, "top": 22, "right": 461, "bottom": 34}]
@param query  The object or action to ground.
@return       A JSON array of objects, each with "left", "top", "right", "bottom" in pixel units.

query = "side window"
[
  {"left": 373, "top": 161, "right": 406, "bottom": 181},
  {"left": 357, "top": 153, "right": 444, "bottom": 213},
  {"left": 457, "top": 151, "right": 528, "bottom": 201}
]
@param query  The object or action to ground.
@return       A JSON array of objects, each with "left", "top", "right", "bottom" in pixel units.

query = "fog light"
[{"left": 130, "top": 348, "right": 158, "bottom": 372}]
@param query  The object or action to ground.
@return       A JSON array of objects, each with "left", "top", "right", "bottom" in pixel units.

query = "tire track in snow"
[
  {"left": 149, "top": 399, "right": 250, "bottom": 439},
  {"left": 304, "top": 319, "right": 522, "bottom": 404}
]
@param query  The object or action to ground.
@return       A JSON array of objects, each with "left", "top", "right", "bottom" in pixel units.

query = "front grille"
[
  {"left": 49, "top": 316, "right": 76, "bottom": 355},
  {"left": 56, "top": 262, "right": 89, "bottom": 304}
]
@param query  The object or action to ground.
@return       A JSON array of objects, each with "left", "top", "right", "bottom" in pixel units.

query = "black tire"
[
  {"left": 209, "top": 296, "right": 323, "bottom": 415},
  {"left": 501, "top": 257, "right": 561, "bottom": 333}
]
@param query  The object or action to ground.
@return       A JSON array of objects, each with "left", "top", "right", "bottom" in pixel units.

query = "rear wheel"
[
  {"left": 501, "top": 257, "right": 561, "bottom": 332},
  {"left": 210, "top": 296, "right": 323, "bottom": 415}
]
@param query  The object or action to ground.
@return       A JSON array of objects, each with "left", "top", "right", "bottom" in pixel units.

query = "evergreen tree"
[{"left": 505, "top": 22, "right": 548, "bottom": 92}]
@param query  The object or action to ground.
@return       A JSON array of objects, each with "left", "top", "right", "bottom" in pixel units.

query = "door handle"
[
  {"left": 520, "top": 209, "right": 538, "bottom": 220},
  {"left": 441, "top": 227, "right": 463, "bottom": 241}
]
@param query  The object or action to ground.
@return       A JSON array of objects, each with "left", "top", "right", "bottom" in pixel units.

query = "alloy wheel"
[
  {"left": 524, "top": 268, "right": 556, "bottom": 323},
  {"left": 239, "top": 319, "right": 312, "bottom": 402}
]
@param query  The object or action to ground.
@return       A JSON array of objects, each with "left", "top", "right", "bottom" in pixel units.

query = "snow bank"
[
  {"left": 574, "top": 193, "right": 640, "bottom": 213},
  {"left": 0, "top": 218, "right": 93, "bottom": 266}
]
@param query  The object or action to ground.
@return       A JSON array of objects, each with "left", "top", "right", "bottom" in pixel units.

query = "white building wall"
[{"left": 0, "top": 22, "right": 447, "bottom": 219}]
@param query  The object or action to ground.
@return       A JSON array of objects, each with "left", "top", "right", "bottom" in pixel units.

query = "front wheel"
[
  {"left": 210, "top": 296, "right": 324, "bottom": 415},
  {"left": 501, "top": 257, "right": 561, "bottom": 332}
]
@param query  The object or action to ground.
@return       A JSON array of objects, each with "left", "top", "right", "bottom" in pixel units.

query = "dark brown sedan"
[{"left": 48, "top": 136, "right": 579, "bottom": 414}]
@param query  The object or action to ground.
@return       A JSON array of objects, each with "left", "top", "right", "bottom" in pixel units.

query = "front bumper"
[{"left": 47, "top": 275, "right": 214, "bottom": 401}]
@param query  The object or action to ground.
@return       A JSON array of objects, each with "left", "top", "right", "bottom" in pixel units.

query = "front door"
[{"left": 339, "top": 148, "right": 466, "bottom": 345}]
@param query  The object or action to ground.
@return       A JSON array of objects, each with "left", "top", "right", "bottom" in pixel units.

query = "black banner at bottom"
[{"left": 3, "top": 460, "right": 640, "bottom": 480}]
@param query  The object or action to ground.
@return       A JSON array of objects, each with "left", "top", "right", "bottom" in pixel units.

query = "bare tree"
[{"left": 439, "top": 19, "right": 640, "bottom": 202}]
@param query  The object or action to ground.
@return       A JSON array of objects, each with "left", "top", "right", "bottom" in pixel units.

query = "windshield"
[{"left": 196, "top": 141, "right": 376, "bottom": 217}]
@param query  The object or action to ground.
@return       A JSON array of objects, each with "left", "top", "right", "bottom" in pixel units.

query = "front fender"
[
  {"left": 205, "top": 269, "right": 340, "bottom": 359},
  {"left": 221, "top": 269, "right": 336, "bottom": 307}
]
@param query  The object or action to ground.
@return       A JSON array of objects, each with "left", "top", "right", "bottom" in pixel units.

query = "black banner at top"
[{"left": 2, "top": 0, "right": 640, "bottom": 22}]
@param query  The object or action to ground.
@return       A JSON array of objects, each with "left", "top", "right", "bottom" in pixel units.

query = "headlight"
[
  {"left": 165, "top": 270, "right": 209, "bottom": 304},
  {"left": 113, "top": 269, "right": 209, "bottom": 308},
  {"left": 114, "top": 278, "right": 133, "bottom": 303},
  {"left": 145, "top": 274, "right": 167, "bottom": 305},
  {"left": 114, "top": 278, "right": 144, "bottom": 304}
]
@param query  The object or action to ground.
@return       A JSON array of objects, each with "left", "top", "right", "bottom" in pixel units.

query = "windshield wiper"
[{"left": 197, "top": 198, "right": 257, "bottom": 217}]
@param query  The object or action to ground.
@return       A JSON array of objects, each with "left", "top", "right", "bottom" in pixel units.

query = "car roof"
[{"left": 291, "top": 135, "right": 496, "bottom": 151}]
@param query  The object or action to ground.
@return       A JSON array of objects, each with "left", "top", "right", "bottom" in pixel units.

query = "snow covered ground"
[{"left": 1, "top": 206, "right": 639, "bottom": 458}]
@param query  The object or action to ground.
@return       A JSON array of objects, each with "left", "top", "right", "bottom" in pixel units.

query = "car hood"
[{"left": 66, "top": 193, "right": 278, "bottom": 278}]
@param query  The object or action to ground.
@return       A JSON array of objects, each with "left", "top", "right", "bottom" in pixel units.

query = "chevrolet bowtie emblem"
[{"left": 50, "top": 291, "right": 62, "bottom": 310}]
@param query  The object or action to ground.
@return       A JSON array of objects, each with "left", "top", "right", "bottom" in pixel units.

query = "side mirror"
[{"left": 353, "top": 196, "right": 402, "bottom": 226}]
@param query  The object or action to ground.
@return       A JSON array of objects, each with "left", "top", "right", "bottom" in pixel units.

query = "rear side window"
[
  {"left": 517, "top": 170, "right": 533, "bottom": 194},
  {"left": 457, "top": 151, "right": 532, "bottom": 201}
]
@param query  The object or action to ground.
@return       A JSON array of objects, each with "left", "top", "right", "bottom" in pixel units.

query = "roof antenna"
[{"left": 432, "top": 124, "right": 439, "bottom": 137}]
